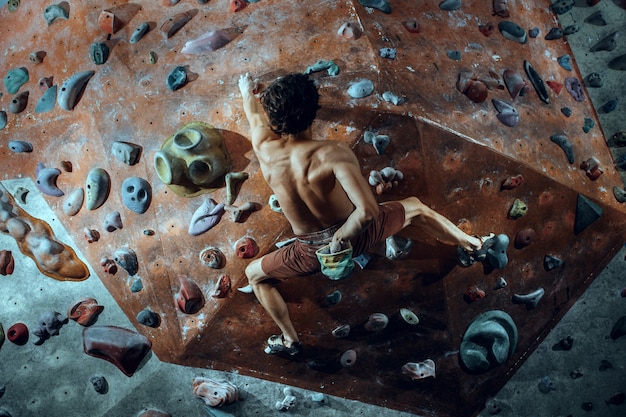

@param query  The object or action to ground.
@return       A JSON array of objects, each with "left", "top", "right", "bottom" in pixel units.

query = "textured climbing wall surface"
[{"left": 1, "top": 1, "right": 625, "bottom": 416}]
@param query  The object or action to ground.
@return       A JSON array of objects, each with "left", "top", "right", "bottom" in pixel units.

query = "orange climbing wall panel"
[{"left": 1, "top": 1, "right": 625, "bottom": 416}]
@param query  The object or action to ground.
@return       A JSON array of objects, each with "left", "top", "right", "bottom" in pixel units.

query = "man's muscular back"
[{"left": 254, "top": 135, "right": 357, "bottom": 235}]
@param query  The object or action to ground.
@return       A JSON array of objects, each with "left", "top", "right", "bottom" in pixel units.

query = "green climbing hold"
[
  {"left": 583, "top": 117, "right": 595, "bottom": 133},
  {"left": 4, "top": 67, "right": 29, "bottom": 94},
  {"left": 508, "top": 199, "right": 528, "bottom": 219}
]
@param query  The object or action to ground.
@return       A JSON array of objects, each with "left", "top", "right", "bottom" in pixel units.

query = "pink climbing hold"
[
  {"left": 501, "top": 174, "right": 524, "bottom": 190},
  {"left": 403, "top": 18, "right": 420, "bottom": 33}
]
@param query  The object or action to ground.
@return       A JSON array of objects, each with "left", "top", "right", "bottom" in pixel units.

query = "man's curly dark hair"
[{"left": 261, "top": 73, "right": 320, "bottom": 136}]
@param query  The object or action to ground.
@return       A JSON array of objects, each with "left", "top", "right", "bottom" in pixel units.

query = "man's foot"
[{"left": 264, "top": 334, "right": 302, "bottom": 356}]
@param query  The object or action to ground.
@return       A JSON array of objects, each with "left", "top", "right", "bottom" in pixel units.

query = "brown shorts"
[{"left": 260, "top": 201, "right": 405, "bottom": 278}]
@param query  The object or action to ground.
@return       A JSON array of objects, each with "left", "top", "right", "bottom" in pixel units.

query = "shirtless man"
[{"left": 238, "top": 73, "right": 482, "bottom": 355}]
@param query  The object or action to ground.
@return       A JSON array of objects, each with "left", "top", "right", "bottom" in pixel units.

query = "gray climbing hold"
[
  {"left": 35, "top": 85, "right": 57, "bottom": 113},
  {"left": 379, "top": 47, "right": 396, "bottom": 59},
  {"left": 137, "top": 309, "right": 160, "bottom": 328},
  {"left": 439, "top": 0, "right": 461, "bottom": 11},
  {"left": 8, "top": 140, "right": 33, "bottom": 153},
  {"left": 590, "top": 31, "right": 618, "bottom": 52},
  {"left": 550, "top": 0, "right": 574, "bottom": 15},
  {"left": 543, "top": 255, "right": 564, "bottom": 271},
  {"left": 130, "top": 22, "right": 150, "bottom": 44},
  {"left": 512, "top": 288, "right": 545, "bottom": 309},
  {"left": 585, "top": 10, "right": 607, "bottom": 26},
  {"left": 121, "top": 177, "right": 152, "bottom": 214},
  {"left": 550, "top": 134, "right": 575, "bottom": 164},
  {"left": 0, "top": 111, "right": 6, "bottom": 130},
  {"left": 112, "top": 141, "right": 141, "bottom": 165},
  {"left": 545, "top": 27, "right": 563, "bottom": 40},
  {"left": 89, "top": 42, "right": 110, "bottom": 65},
  {"left": 113, "top": 247, "right": 138, "bottom": 275},
  {"left": 358, "top": 0, "right": 391, "bottom": 14},
  {"left": 574, "top": 194, "right": 603, "bottom": 235},
  {"left": 130, "top": 278, "right": 143, "bottom": 292},
  {"left": 585, "top": 72, "right": 603, "bottom": 88},
  {"left": 4, "top": 67, "right": 29, "bottom": 94},
  {"left": 347, "top": 79, "right": 374, "bottom": 98},
  {"left": 460, "top": 310, "right": 518, "bottom": 374}
]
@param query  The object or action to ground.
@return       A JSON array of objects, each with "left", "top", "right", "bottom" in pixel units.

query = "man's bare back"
[{"left": 254, "top": 131, "right": 361, "bottom": 235}]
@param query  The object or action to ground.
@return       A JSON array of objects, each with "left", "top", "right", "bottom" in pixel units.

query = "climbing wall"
[{"left": 1, "top": 1, "right": 625, "bottom": 416}]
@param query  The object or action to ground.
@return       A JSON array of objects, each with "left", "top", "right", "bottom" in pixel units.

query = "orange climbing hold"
[
  {"left": 230, "top": 0, "right": 247, "bottom": 12},
  {"left": 98, "top": 11, "right": 122, "bottom": 35}
]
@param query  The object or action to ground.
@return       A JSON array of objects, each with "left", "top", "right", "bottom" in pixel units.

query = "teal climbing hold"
[
  {"left": 574, "top": 194, "right": 603, "bottom": 235},
  {"left": 4, "top": 67, "right": 29, "bottom": 94}
]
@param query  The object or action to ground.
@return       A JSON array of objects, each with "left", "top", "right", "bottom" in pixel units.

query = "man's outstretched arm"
[{"left": 239, "top": 73, "right": 273, "bottom": 142}]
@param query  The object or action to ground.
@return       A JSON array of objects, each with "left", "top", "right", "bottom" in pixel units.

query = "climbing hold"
[
  {"left": 580, "top": 157, "right": 603, "bottom": 180},
  {"left": 590, "top": 31, "right": 618, "bottom": 52},
  {"left": 83, "top": 326, "right": 152, "bottom": 376},
  {"left": 546, "top": 80, "right": 562, "bottom": 95},
  {"left": 585, "top": 10, "right": 607, "bottom": 26},
  {"left": 347, "top": 79, "right": 374, "bottom": 98},
  {"left": 181, "top": 30, "right": 233, "bottom": 54},
  {"left": 585, "top": 72, "right": 603, "bottom": 87},
  {"left": 447, "top": 50, "right": 461, "bottom": 61},
  {"left": 235, "top": 237, "right": 258, "bottom": 258},
  {"left": 403, "top": 18, "right": 420, "bottom": 34},
  {"left": 379, "top": 47, "right": 396, "bottom": 59},
  {"left": 112, "top": 141, "right": 141, "bottom": 165},
  {"left": 538, "top": 375, "right": 556, "bottom": 393},
  {"left": 86, "top": 167, "right": 110, "bottom": 210},
  {"left": 561, "top": 107, "right": 572, "bottom": 117},
  {"left": 84, "top": 228, "right": 100, "bottom": 243},
  {"left": 212, "top": 274, "right": 231, "bottom": 298},
  {"left": 493, "top": 276, "right": 507, "bottom": 290},
  {"left": 89, "top": 374, "right": 108, "bottom": 394},
  {"left": 583, "top": 117, "right": 595, "bottom": 133},
  {"left": 137, "top": 309, "right": 160, "bottom": 328},
  {"left": 103, "top": 211, "right": 123, "bottom": 232},
  {"left": 121, "top": 177, "right": 152, "bottom": 214},
  {"left": 0, "top": 250, "right": 14, "bottom": 275},
  {"left": 130, "top": 279, "right": 143, "bottom": 292},
  {"left": 58, "top": 70, "right": 95, "bottom": 111},
  {"left": 149, "top": 51, "right": 157, "bottom": 64},
  {"left": 62, "top": 188, "right": 84, "bottom": 216},
  {"left": 130, "top": 22, "right": 150, "bottom": 44},
  {"left": 613, "top": 131, "right": 626, "bottom": 147},
  {"left": 514, "top": 228, "right": 535, "bottom": 249},
  {"left": 364, "top": 131, "right": 390, "bottom": 155},
  {"left": 524, "top": 60, "right": 549, "bottom": 104},
  {"left": 167, "top": 66, "right": 188, "bottom": 91},
  {"left": 358, "top": 0, "right": 391, "bottom": 14},
  {"left": 269, "top": 194, "right": 282, "bottom": 213},
  {"left": 43, "top": 3, "right": 69, "bottom": 25},
  {"left": 550, "top": 134, "right": 575, "bottom": 164},
  {"left": 0, "top": 111, "right": 6, "bottom": 130},
  {"left": 36, "top": 167, "right": 64, "bottom": 197},
  {"left": 551, "top": 335, "right": 573, "bottom": 351},
  {"left": 563, "top": 24, "right": 579, "bottom": 35},
  {"left": 545, "top": 27, "right": 563, "bottom": 40},
  {"left": 4, "top": 67, "right": 29, "bottom": 94},
  {"left": 9, "top": 91, "right": 29, "bottom": 114},
  {"left": 465, "top": 286, "right": 486, "bottom": 302},
  {"left": 439, "top": 0, "right": 461, "bottom": 10},
  {"left": 8, "top": 141, "right": 33, "bottom": 153},
  {"left": 508, "top": 199, "right": 527, "bottom": 219},
  {"left": 332, "top": 324, "right": 350, "bottom": 338},
  {"left": 565, "top": 77, "right": 585, "bottom": 102},
  {"left": 67, "top": 298, "right": 104, "bottom": 327},
  {"left": 543, "top": 254, "right": 564, "bottom": 271},
  {"left": 340, "top": 350, "right": 357, "bottom": 367},
  {"left": 385, "top": 235, "right": 413, "bottom": 259},
  {"left": 338, "top": 22, "right": 361, "bottom": 39},
  {"left": 492, "top": 98, "right": 519, "bottom": 127},
  {"left": 304, "top": 60, "right": 340, "bottom": 76},
  {"left": 188, "top": 198, "right": 225, "bottom": 236},
  {"left": 113, "top": 247, "right": 138, "bottom": 275},
  {"left": 528, "top": 27, "right": 539, "bottom": 38},
  {"left": 550, "top": 0, "right": 574, "bottom": 14},
  {"left": 230, "top": 0, "right": 246, "bottom": 12},
  {"left": 7, "top": 323, "right": 28, "bottom": 345},
  {"left": 192, "top": 377, "right": 240, "bottom": 407},
  {"left": 200, "top": 247, "right": 226, "bottom": 269},
  {"left": 89, "top": 42, "right": 110, "bottom": 65},
  {"left": 225, "top": 171, "right": 248, "bottom": 205},
  {"left": 100, "top": 258, "right": 117, "bottom": 275},
  {"left": 613, "top": 186, "right": 626, "bottom": 203},
  {"left": 400, "top": 308, "right": 419, "bottom": 325},
  {"left": 33, "top": 311, "right": 68, "bottom": 344},
  {"left": 608, "top": 54, "right": 626, "bottom": 70},
  {"left": 402, "top": 359, "right": 436, "bottom": 380},
  {"left": 600, "top": 98, "right": 618, "bottom": 114},
  {"left": 512, "top": 288, "right": 545, "bottom": 309},
  {"left": 382, "top": 91, "right": 404, "bottom": 105},
  {"left": 575, "top": 194, "right": 603, "bottom": 235},
  {"left": 98, "top": 10, "right": 122, "bottom": 35},
  {"left": 35, "top": 85, "right": 57, "bottom": 113},
  {"left": 492, "top": 0, "right": 509, "bottom": 17},
  {"left": 501, "top": 174, "right": 523, "bottom": 190},
  {"left": 503, "top": 69, "right": 527, "bottom": 100},
  {"left": 479, "top": 22, "right": 495, "bottom": 37},
  {"left": 606, "top": 392, "right": 626, "bottom": 406},
  {"left": 365, "top": 313, "right": 388, "bottom": 332},
  {"left": 557, "top": 54, "right": 571, "bottom": 71},
  {"left": 460, "top": 310, "right": 518, "bottom": 373},
  {"left": 457, "top": 72, "right": 488, "bottom": 103},
  {"left": 161, "top": 11, "right": 194, "bottom": 38},
  {"left": 176, "top": 276, "right": 205, "bottom": 313},
  {"left": 498, "top": 21, "right": 527, "bottom": 44}
]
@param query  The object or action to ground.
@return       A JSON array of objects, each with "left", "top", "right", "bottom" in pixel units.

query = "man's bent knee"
[{"left": 245, "top": 258, "right": 268, "bottom": 286}]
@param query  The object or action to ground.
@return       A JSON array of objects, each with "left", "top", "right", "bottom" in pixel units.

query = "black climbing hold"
[
  {"left": 550, "top": 133, "right": 575, "bottom": 164},
  {"left": 544, "top": 254, "right": 564, "bottom": 271},
  {"left": 167, "top": 66, "right": 188, "bottom": 91},
  {"left": 550, "top": 0, "right": 574, "bottom": 15},
  {"left": 560, "top": 107, "right": 572, "bottom": 117},
  {"left": 585, "top": 10, "right": 606, "bottom": 26},
  {"left": 524, "top": 60, "right": 549, "bottom": 104},
  {"left": 574, "top": 194, "right": 603, "bottom": 235}
]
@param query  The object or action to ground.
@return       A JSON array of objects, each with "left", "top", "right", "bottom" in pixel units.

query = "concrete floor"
[{"left": 1, "top": 1, "right": 625, "bottom": 417}]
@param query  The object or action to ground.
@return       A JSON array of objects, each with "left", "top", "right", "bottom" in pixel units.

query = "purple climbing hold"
[
  {"left": 565, "top": 77, "right": 585, "bottom": 102},
  {"left": 188, "top": 198, "right": 225, "bottom": 236}
]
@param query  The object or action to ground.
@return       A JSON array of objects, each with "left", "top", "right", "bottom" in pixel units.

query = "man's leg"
[
  {"left": 245, "top": 258, "right": 299, "bottom": 348},
  {"left": 398, "top": 196, "right": 482, "bottom": 251}
]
